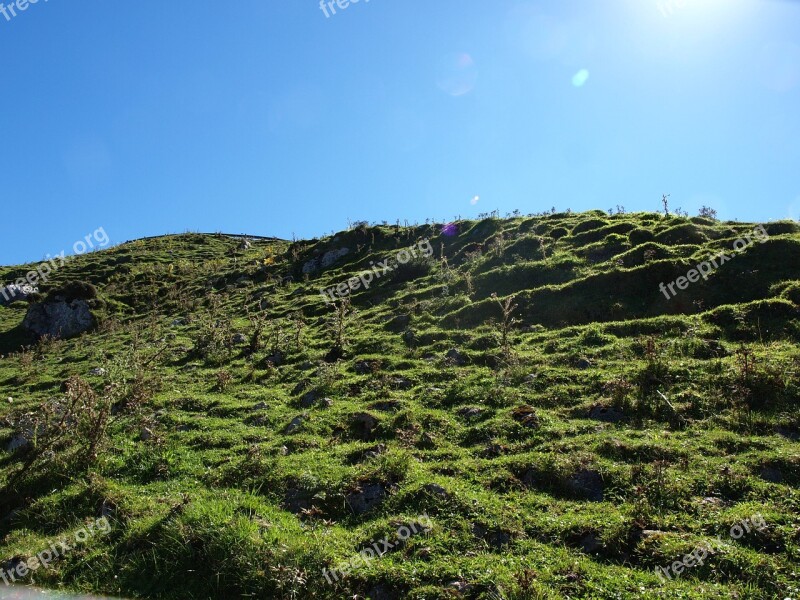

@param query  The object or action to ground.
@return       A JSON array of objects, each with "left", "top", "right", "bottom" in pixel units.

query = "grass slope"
[{"left": 0, "top": 211, "right": 798, "bottom": 599}]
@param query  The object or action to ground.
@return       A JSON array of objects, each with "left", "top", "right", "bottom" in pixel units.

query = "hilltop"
[{"left": 0, "top": 210, "right": 798, "bottom": 599}]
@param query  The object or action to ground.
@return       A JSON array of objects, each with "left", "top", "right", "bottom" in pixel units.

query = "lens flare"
[
  {"left": 436, "top": 53, "right": 478, "bottom": 97},
  {"left": 572, "top": 69, "right": 590, "bottom": 87}
]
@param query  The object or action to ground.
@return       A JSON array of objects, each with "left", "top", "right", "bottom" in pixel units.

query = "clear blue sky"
[{"left": 1, "top": 0, "right": 799, "bottom": 265}]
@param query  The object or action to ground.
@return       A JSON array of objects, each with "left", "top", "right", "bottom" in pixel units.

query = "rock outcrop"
[
  {"left": 302, "top": 247, "right": 350, "bottom": 274},
  {"left": 22, "top": 283, "right": 98, "bottom": 339},
  {"left": 23, "top": 298, "right": 96, "bottom": 339}
]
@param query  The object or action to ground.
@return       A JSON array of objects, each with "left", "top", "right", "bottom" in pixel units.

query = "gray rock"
[
  {"left": 365, "top": 585, "right": 400, "bottom": 600},
  {"left": 637, "top": 529, "right": 667, "bottom": 542},
  {"left": 472, "top": 523, "right": 511, "bottom": 548},
  {"left": 292, "top": 380, "right": 311, "bottom": 396},
  {"left": 448, "top": 581, "right": 473, "bottom": 595},
  {"left": 264, "top": 351, "right": 284, "bottom": 366},
  {"left": 352, "top": 412, "right": 379, "bottom": 440},
  {"left": 301, "top": 258, "right": 320, "bottom": 274},
  {"left": 370, "top": 400, "right": 401, "bottom": 412},
  {"left": 759, "top": 466, "right": 783, "bottom": 483},
  {"left": 283, "top": 488, "right": 314, "bottom": 514},
  {"left": 363, "top": 444, "right": 387, "bottom": 460},
  {"left": 423, "top": 483, "right": 450, "bottom": 500},
  {"left": 101, "top": 500, "right": 116, "bottom": 518},
  {"left": 6, "top": 434, "right": 30, "bottom": 452},
  {"left": 774, "top": 425, "right": 799, "bottom": 441},
  {"left": 1, "top": 509, "right": 20, "bottom": 524},
  {"left": 520, "top": 468, "right": 539, "bottom": 488},
  {"left": 385, "top": 314, "right": 411, "bottom": 332},
  {"left": 589, "top": 405, "right": 624, "bottom": 423},
  {"left": 299, "top": 391, "right": 318, "bottom": 408},
  {"left": 321, "top": 248, "right": 350, "bottom": 268},
  {"left": 285, "top": 415, "right": 306, "bottom": 434},
  {"left": 354, "top": 359, "right": 379, "bottom": 375},
  {"left": 458, "top": 407, "right": 483, "bottom": 419},
  {"left": 89, "top": 368, "right": 107, "bottom": 377},
  {"left": 577, "top": 358, "right": 592, "bottom": 370},
  {"left": 23, "top": 298, "right": 95, "bottom": 339},
  {"left": 345, "top": 482, "right": 386, "bottom": 515},
  {"left": 302, "top": 248, "right": 350, "bottom": 274},
  {"left": 446, "top": 348, "right": 467, "bottom": 365},
  {"left": 391, "top": 376, "right": 413, "bottom": 390},
  {"left": 565, "top": 469, "right": 604, "bottom": 502},
  {"left": 701, "top": 497, "right": 723, "bottom": 507},
  {"left": 231, "top": 333, "right": 248, "bottom": 345},
  {"left": 487, "top": 530, "right": 511, "bottom": 548},
  {"left": 579, "top": 533, "right": 602, "bottom": 553}
]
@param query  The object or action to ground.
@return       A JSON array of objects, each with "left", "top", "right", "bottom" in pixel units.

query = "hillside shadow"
[{"left": 0, "top": 324, "right": 35, "bottom": 355}]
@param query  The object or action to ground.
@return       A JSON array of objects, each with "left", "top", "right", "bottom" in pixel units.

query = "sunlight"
[{"left": 651, "top": 0, "right": 756, "bottom": 32}]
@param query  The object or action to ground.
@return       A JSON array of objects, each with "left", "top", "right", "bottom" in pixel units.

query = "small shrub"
[
  {"left": 391, "top": 256, "right": 434, "bottom": 284},
  {"left": 491, "top": 292, "right": 520, "bottom": 362},
  {"left": 579, "top": 325, "right": 613, "bottom": 347},
  {"left": 215, "top": 370, "right": 233, "bottom": 392},
  {"left": 629, "top": 228, "right": 655, "bottom": 246},
  {"left": 46, "top": 280, "right": 98, "bottom": 302},
  {"left": 328, "top": 297, "right": 354, "bottom": 353},
  {"left": 698, "top": 206, "right": 718, "bottom": 220}
]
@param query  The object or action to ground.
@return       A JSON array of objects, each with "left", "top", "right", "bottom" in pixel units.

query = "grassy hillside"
[{"left": 0, "top": 211, "right": 798, "bottom": 599}]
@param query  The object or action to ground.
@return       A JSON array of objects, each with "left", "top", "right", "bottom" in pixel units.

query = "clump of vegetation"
[
  {"left": 491, "top": 292, "right": 519, "bottom": 362},
  {"left": 391, "top": 255, "right": 434, "bottom": 284},
  {"left": 193, "top": 294, "right": 234, "bottom": 364},
  {"left": 46, "top": 280, "right": 98, "bottom": 301},
  {"left": 327, "top": 297, "right": 354, "bottom": 357},
  {"left": 698, "top": 205, "right": 718, "bottom": 220}
]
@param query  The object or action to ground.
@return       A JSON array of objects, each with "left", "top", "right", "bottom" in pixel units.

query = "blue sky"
[{"left": 1, "top": 0, "right": 799, "bottom": 265}]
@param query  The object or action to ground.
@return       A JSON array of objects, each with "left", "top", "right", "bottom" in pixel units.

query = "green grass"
[{"left": 0, "top": 212, "right": 798, "bottom": 599}]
